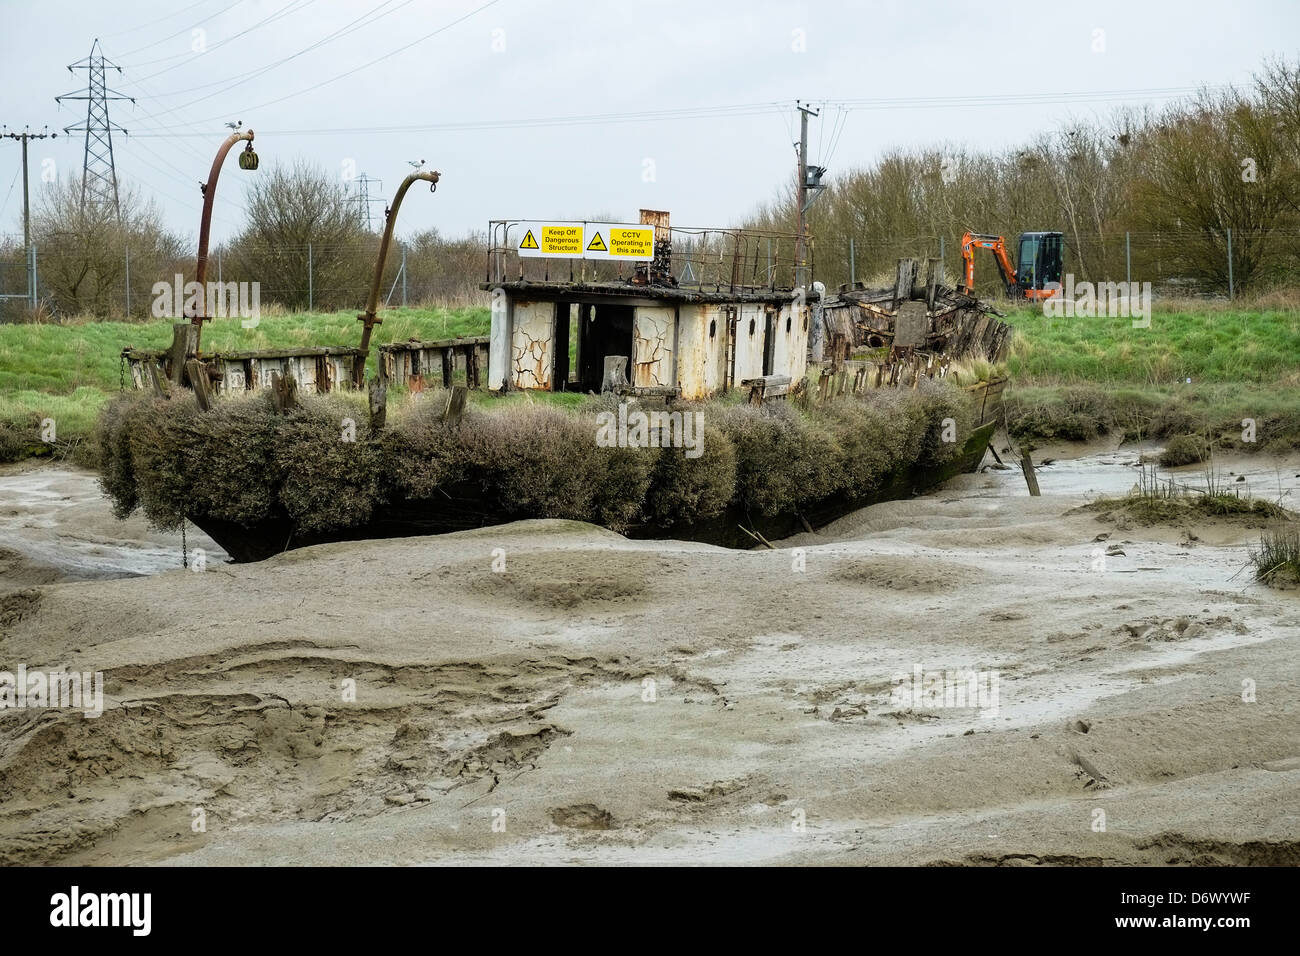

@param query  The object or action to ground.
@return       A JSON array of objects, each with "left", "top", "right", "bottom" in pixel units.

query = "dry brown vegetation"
[{"left": 96, "top": 381, "right": 974, "bottom": 538}]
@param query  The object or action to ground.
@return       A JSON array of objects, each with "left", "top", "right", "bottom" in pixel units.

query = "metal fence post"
[
  {"left": 217, "top": 249, "right": 222, "bottom": 284},
  {"left": 1226, "top": 228, "right": 1234, "bottom": 299},
  {"left": 1125, "top": 232, "right": 1131, "bottom": 285},
  {"left": 401, "top": 247, "right": 407, "bottom": 307},
  {"left": 125, "top": 247, "right": 130, "bottom": 316},
  {"left": 308, "top": 242, "right": 314, "bottom": 310},
  {"left": 849, "top": 237, "right": 855, "bottom": 286}
]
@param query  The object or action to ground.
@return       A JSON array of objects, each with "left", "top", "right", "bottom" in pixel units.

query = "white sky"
[{"left": 0, "top": 0, "right": 1295, "bottom": 247}]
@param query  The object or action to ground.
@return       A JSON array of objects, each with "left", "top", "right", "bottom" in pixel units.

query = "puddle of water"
[{"left": 0, "top": 466, "right": 225, "bottom": 581}]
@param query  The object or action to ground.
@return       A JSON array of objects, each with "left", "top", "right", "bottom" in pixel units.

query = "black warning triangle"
[
  {"left": 519, "top": 229, "right": 539, "bottom": 250},
  {"left": 586, "top": 231, "right": 607, "bottom": 252}
]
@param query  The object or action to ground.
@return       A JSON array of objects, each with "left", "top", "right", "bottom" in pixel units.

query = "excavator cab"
[
  {"left": 959, "top": 230, "right": 1063, "bottom": 301},
  {"left": 1015, "top": 231, "right": 1063, "bottom": 299}
]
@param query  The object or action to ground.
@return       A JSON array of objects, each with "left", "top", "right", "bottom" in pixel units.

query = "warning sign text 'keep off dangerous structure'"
[{"left": 515, "top": 222, "right": 654, "bottom": 261}]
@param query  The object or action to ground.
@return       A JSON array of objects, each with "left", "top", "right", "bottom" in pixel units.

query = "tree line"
[
  {"left": 5, "top": 55, "right": 1299, "bottom": 318},
  {"left": 746, "top": 57, "right": 1300, "bottom": 297},
  {"left": 0, "top": 161, "right": 486, "bottom": 319}
]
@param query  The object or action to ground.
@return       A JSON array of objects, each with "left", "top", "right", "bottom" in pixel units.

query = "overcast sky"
[{"left": 1, "top": 0, "right": 1296, "bottom": 247}]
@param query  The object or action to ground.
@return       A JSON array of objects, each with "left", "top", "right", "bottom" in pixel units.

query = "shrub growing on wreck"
[
  {"left": 913, "top": 378, "right": 976, "bottom": 467},
  {"left": 97, "top": 379, "right": 980, "bottom": 540},
  {"left": 384, "top": 389, "right": 468, "bottom": 499},
  {"left": 643, "top": 421, "right": 737, "bottom": 528},
  {"left": 96, "top": 394, "right": 141, "bottom": 519},
  {"left": 818, "top": 390, "right": 926, "bottom": 499},
  {"left": 719, "top": 403, "right": 843, "bottom": 516},
  {"left": 275, "top": 394, "right": 386, "bottom": 534},
  {"left": 100, "top": 392, "right": 281, "bottom": 531},
  {"left": 388, "top": 395, "right": 653, "bottom": 533}
]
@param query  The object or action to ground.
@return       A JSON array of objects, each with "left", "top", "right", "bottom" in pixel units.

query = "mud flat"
[
  {"left": 1, "top": 452, "right": 1298, "bottom": 865},
  {"left": 0, "top": 463, "right": 224, "bottom": 584}
]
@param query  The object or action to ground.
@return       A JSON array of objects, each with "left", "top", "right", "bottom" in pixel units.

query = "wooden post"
[
  {"left": 894, "top": 258, "right": 915, "bottom": 310},
  {"left": 168, "top": 323, "right": 198, "bottom": 385},
  {"left": 368, "top": 378, "right": 387, "bottom": 431},
  {"left": 444, "top": 384, "right": 468, "bottom": 425},
  {"left": 185, "top": 360, "right": 213, "bottom": 411},
  {"left": 270, "top": 371, "right": 298, "bottom": 414},
  {"left": 147, "top": 359, "right": 171, "bottom": 398},
  {"left": 441, "top": 348, "right": 453, "bottom": 388},
  {"left": 467, "top": 344, "right": 481, "bottom": 389},
  {"left": 925, "top": 257, "right": 943, "bottom": 311},
  {"left": 1021, "top": 450, "right": 1041, "bottom": 496}
]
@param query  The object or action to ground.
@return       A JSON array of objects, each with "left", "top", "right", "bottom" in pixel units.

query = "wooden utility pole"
[
  {"left": 1, "top": 126, "right": 57, "bottom": 308},
  {"left": 794, "top": 101, "right": 819, "bottom": 290}
]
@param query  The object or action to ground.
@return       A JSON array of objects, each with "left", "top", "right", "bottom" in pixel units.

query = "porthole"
[
  {"left": 748, "top": 317, "right": 756, "bottom": 335},
  {"left": 709, "top": 319, "right": 717, "bottom": 338}
]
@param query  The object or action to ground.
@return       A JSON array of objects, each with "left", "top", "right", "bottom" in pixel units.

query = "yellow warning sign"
[
  {"left": 516, "top": 221, "right": 584, "bottom": 258},
  {"left": 540, "top": 224, "right": 583, "bottom": 256},
  {"left": 584, "top": 223, "right": 655, "bottom": 260},
  {"left": 513, "top": 220, "right": 655, "bottom": 260}
]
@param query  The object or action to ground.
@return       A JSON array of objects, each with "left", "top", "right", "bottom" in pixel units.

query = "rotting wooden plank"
[
  {"left": 368, "top": 379, "right": 387, "bottom": 431},
  {"left": 444, "top": 385, "right": 468, "bottom": 425},
  {"left": 185, "top": 360, "right": 213, "bottom": 412},
  {"left": 270, "top": 371, "right": 298, "bottom": 414},
  {"left": 147, "top": 359, "right": 170, "bottom": 398},
  {"left": 168, "top": 323, "right": 197, "bottom": 385}
]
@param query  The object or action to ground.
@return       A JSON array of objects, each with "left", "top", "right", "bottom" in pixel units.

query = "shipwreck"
[{"left": 108, "top": 132, "right": 1009, "bottom": 561}]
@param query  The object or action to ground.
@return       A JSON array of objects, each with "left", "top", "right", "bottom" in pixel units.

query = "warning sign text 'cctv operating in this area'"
[{"left": 515, "top": 222, "right": 654, "bottom": 260}]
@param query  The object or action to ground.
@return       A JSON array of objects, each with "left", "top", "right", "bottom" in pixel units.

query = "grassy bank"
[
  {"left": 0, "top": 306, "right": 490, "bottom": 463},
  {"left": 1001, "top": 302, "right": 1300, "bottom": 450},
  {"left": 6, "top": 298, "right": 1300, "bottom": 466}
]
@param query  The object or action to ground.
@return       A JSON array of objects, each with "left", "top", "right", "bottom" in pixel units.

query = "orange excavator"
[{"left": 959, "top": 231, "right": 1062, "bottom": 301}]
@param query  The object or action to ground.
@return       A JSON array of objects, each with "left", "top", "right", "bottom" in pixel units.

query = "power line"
[
  {"left": 120, "top": 0, "right": 323, "bottom": 79},
  {"left": 125, "top": 85, "right": 1219, "bottom": 140},
  {"left": 123, "top": 0, "right": 413, "bottom": 132},
  {"left": 149, "top": 0, "right": 504, "bottom": 128},
  {"left": 113, "top": 0, "right": 248, "bottom": 59},
  {"left": 101, "top": 0, "right": 217, "bottom": 40},
  {"left": 129, "top": 101, "right": 788, "bottom": 137}
]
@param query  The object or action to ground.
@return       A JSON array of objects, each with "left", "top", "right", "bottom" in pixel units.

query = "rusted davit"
[{"left": 355, "top": 167, "right": 440, "bottom": 386}]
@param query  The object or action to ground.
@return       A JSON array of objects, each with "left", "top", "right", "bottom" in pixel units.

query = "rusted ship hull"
[{"left": 189, "top": 420, "right": 996, "bottom": 563}]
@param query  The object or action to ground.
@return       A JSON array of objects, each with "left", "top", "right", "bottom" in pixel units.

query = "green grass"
[
  {"left": 1000, "top": 302, "right": 1300, "bottom": 449},
  {"left": 8, "top": 300, "right": 1300, "bottom": 464},
  {"left": 0, "top": 306, "right": 490, "bottom": 395},
  {"left": 0, "top": 307, "right": 490, "bottom": 461},
  {"left": 1005, "top": 305, "right": 1300, "bottom": 386}
]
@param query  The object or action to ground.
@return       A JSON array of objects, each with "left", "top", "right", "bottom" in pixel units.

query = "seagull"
[
  {"left": 408, "top": 159, "right": 425, "bottom": 169},
  {"left": 225, "top": 120, "right": 242, "bottom": 130}
]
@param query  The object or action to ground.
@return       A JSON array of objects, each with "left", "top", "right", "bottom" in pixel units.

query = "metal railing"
[{"left": 485, "top": 220, "right": 802, "bottom": 293}]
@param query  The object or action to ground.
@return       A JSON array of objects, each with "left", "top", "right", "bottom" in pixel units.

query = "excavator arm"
[{"left": 959, "top": 232, "right": 1018, "bottom": 297}]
